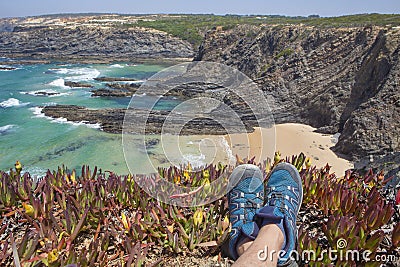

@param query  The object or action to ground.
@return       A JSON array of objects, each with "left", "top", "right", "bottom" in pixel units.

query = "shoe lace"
[
  {"left": 242, "top": 193, "right": 264, "bottom": 222},
  {"left": 265, "top": 191, "right": 286, "bottom": 213}
]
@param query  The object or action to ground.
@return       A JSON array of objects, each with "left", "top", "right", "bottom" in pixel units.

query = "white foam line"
[
  {"left": 21, "top": 89, "right": 70, "bottom": 98},
  {"left": 0, "top": 124, "right": 17, "bottom": 134},
  {"left": 0, "top": 98, "right": 30, "bottom": 108},
  {"left": 30, "top": 107, "right": 101, "bottom": 129}
]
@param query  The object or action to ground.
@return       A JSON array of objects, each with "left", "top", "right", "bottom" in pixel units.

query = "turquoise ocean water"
[{"left": 0, "top": 59, "right": 180, "bottom": 176}]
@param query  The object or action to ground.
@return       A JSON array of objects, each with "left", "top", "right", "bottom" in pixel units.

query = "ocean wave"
[
  {"left": 109, "top": 64, "right": 125, "bottom": 68},
  {"left": 49, "top": 78, "right": 68, "bottom": 88},
  {"left": 0, "top": 98, "right": 30, "bottom": 108},
  {"left": 48, "top": 67, "right": 100, "bottom": 82},
  {"left": 22, "top": 167, "right": 47, "bottom": 180},
  {"left": 119, "top": 80, "right": 145, "bottom": 84},
  {"left": 182, "top": 153, "right": 206, "bottom": 169},
  {"left": 30, "top": 107, "right": 101, "bottom": 129},
  {"left": 43, "top": 102, "right": 58, "bottom": 106},
  {"left": 21, "top": 89, "right": 70, "bottom": 98},
  {"left": 217, "top": 137, "right": 236, "bottom": 166},
  {"left": 0, "top": 124, "right": 17, "bottom": 135},
  {"left": 30, "top": 107, "right": 46, "bottom": 118},
  {"left": 0, "top": 65, "right": 19, "bottom": 71},
  {"left": 50, "top": 118, "right": 102, "bottom": 129}
]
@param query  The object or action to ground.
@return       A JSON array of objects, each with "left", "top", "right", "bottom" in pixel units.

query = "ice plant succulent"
[
  {"left": 193, "top": 209, "right": 204, "bottom": 227},
  {"left": 0, "top": 153, "right": 398, "bottom": 266}
]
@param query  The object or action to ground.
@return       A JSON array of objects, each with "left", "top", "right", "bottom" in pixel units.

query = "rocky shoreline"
[
  {"left": 1, "top": 14, "right": 399, "bottom": 169},
  {"left": 41, "top": 105, "right": 255, "bottom": 135},
  {"left": 65, "top": 81, "right": 94, "bottom": 88},
  {"left": 90, "top": 82, "right": 141, "bottom": 97},
  {"left": 196, "top": 24, "right": 400, "bottom": 161}
]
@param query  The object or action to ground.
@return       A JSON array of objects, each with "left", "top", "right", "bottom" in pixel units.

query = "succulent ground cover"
[{"left": 0, "top": 154, "right": 399, "bottom": 266}]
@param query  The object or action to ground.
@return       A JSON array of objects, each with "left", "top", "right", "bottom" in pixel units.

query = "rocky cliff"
[
  {"left": 195, "top": 24, "right": 400, "bottom": 160},
  {"left": 0, "top": 16, "right": 194, "bottom": 61},
  {"left": 1, "top": 15, "right": 399, "bottom": 162}
]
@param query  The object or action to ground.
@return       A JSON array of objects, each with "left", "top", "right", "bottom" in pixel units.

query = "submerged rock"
[
  {"left": 94, "top": 77, "right": 138, "bottom": 82},
  {"left": 91, "top": 89, "right": 134, "bottom": 97},
  {"left": 0, "top": 66, "right": 16, "bottom": 70},
  {"left": 64, "top": 81, "right": 94, "bottom": 88}
]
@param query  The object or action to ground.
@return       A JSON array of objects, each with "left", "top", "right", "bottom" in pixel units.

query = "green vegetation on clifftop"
[{"left": 133, "top": 13, "right": 400, "bottom": 47}]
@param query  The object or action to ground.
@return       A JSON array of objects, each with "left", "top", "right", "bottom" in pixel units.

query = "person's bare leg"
[
  {"left": 232, "top": 224, "right": 284, "bottom": 267},
  {"left": 236, "top": 237, "right": 253, "bottom": 256}
]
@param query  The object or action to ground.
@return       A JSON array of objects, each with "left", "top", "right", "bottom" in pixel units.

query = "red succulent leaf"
[
  {"left": 392, "top": 222, "right": 400, "bottom": 247},
  {"left": 396, "top": 189, "right": 400, "bottom": 205},
  {"left": 364, "top": 169, "right": 374, "bottom": 183},
  {"left": 381, "top": 204, "right": 395, "bottom": 225},
  {"left": 364, "top": 230, "right": 384, "bottom": 251}
]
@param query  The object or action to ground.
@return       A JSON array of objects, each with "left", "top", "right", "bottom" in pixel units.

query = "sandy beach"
[
  {"left": 223, "top": 123, "right": 353, "bottom": 177},
  {"left": 166, "top": 123, "right": 353, "bottom": 177}
]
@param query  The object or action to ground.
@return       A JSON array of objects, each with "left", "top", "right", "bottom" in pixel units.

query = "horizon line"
[{"left": 2, "top": 12, "right": 400, "bottom": 20}]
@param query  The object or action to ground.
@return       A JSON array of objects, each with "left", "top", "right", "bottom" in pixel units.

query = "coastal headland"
[{"left": 0, "top": 14, "right": 399, "bottom": 175}]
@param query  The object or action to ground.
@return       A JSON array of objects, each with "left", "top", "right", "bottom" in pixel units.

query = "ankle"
[{"left": 259, "top": 224, "right": 285, "bottom": 245}]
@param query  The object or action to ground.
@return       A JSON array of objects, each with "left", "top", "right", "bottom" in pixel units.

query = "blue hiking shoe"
[
  {"left": 225, "top": 164, "right": 264, "bottom": 260},
  {"left": 256, "top": 162, "right": 303, "bottom": 266}
]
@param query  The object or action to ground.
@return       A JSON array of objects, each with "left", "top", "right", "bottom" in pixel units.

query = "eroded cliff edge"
[
  {"left": 0, "top": 16, "right": 195, "bottom": 61},
  {"left": 195, "top": 24, "right": 400, "bottom": 161},
  {"left": 1, "top": 15, "right": 399, "bottom": 164}
]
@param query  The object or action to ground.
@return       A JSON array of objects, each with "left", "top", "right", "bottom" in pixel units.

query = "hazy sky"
[{"left": 1, "top": 0, "right": 399, "bottom": 18}]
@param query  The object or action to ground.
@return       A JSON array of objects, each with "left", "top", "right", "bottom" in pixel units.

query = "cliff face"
[
  {"left": 0, "top": 18, "right": 194, "bottom": 60},
  {"left": 195, "top": 24, "right": 400, "bottom": 160}
]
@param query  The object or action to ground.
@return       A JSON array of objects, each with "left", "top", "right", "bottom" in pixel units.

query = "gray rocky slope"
[
  {"left": 0, "top": 20, "right": 194, "bottom": 61},
  {"left": 1, "top": 16, "right": 399, "bottom": 165},
  {"left": 195, "top": 24, "right": 400, "bottom": 161}
]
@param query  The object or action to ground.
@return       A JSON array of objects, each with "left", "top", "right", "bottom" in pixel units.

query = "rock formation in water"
[{"left": 41, "top": 105, "right": 255, "bottom": 135}]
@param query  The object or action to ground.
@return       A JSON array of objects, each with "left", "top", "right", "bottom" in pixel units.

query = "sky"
[{"left": 0, "top": 0, "right": 400, "bottom": 18}]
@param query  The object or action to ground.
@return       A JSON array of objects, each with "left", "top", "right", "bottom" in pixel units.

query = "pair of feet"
[{"left": 226, "top": 163, "right": 303, "bottom": 266}]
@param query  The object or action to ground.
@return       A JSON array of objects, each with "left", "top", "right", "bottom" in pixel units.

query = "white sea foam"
[
  {"left": 21, "top": 89, "right": 70, "bottom": 98},
  {"left": 50, "top": 118, "right": 101, "bottom": 129},
  {"left": 71, "top": 121, "right": 101, "bottom": 129},
  {"left": 49, "top": 67, "right": 100, "bottom": 82},
  {"left": 0, "top": 124, "right": 17, "bottom": 134},
  {"left": 0, "top": 65, "right": 19, "bottom": 71},
  {"left": 0, "top": 98, "right": 30, "bottom": 108},
  {"left": 182, "top": 153, "right": 206, "bottom": 169},
  {"left": 43, "top": 102, "right": 58, "bottom": 106},
  {"left": 109, "top": 64, "right": 125, "bottom": 68},
  {"left": 21, "top": 167, "right": 47, "bottom": 180},
  {"left": 30, "top": 107, "right": 46, "bottom": 118},
  {"left": 118, "top": 80, "right": 145, "bottom": 84},
  {"left": 49, "top": 78, "right": 68, "bottom": 88},
  {"left": 217, "top": 137, "right": 236, "bottom": 166},
  {"left": 133, "top": 93, "right": 147, "bottom": 97},
  {"left": 30, "top": 107, "right": 101, "bottom": 129}
]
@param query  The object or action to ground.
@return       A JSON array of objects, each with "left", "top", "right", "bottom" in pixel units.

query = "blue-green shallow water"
[{"left": 0, "top": 60, "right": 180, "bottom": 176}]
